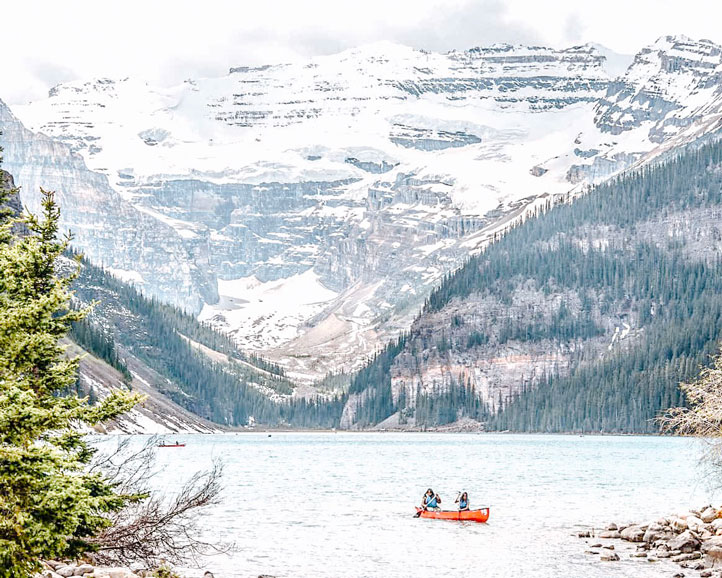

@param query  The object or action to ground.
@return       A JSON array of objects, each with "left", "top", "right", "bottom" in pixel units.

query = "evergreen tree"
[
  {"left": 345, "top": 138, "right": 722, "bottom": 431},
  {"left": 0, "top": 187, "right": 142, "bottom": 577}
]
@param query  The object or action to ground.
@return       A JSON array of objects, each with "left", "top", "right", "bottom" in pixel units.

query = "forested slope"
[
  {"left": 71, "top": 258, "right": 344, "bottom": 428},
  {"left": 343, "top": 138, "right": 722, "bottom": 432},
  {"left": 3, "top": 162, "right": 344, "bottom": 429}
]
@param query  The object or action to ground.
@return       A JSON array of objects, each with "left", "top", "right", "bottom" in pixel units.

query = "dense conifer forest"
[
  {"left": 71, "top": 257, "right": 344, "bottom": 427},
  {"left": 347, "top": 139, "right": 722, "bottom": 432},
  {"left": 69, "top": 317, "right": 133, "bottom": 382},
  {"left": 15, "top": 137, "right": 722, "bottom": 432}
]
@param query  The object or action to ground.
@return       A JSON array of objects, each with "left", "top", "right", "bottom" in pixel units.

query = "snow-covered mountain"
[
  {"left": 7, "top": 36, "right": 722, "bottom": 382},
  {"left": 0, "top": 101, "right": 217, "bottom": 312}
]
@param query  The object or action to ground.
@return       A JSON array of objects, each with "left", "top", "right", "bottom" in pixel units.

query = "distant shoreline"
[{"left": 124, "top": 428, "right": 675, "bottom": 437}]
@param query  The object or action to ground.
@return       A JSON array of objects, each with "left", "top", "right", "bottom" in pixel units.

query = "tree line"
[{"left": 348, "top": 138, "right": 722, "bottom": 431}]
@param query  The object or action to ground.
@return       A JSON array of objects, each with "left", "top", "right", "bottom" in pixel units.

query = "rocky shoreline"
[
  {"left": 579, "top": 505, "right": 722, "bottom": 576},
  {"left": 38, "top": 561, "right": 277, "bottom": 578},
  {"left": 39, "top": 562, "right": 149, "bottom": 578}
]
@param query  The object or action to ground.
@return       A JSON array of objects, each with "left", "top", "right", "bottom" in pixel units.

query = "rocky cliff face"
[
  {"left": 595, "top": 36, "right": 722, "bottom": 139},
  {"left": 1, "top": 169, "right": 22, "bottom": 214},
  {"left": 9, "top": 37, "right": 722, "bottom": 381},
  {"left": 0, "top": 101, "right": 217, "bottom": 312},
  {"left": 340, "top": 137, "right": 722, "bottom": 430},
  {"left": 0, "top": 167, "right": 220, "bottom": 433}
]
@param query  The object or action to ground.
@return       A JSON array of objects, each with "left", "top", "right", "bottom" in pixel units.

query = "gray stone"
[
  {"left": 74, "top": 565, "right": 94, "bottom": 576},
  {"left": 41, "top": 571, "right": 62, "bottom": 578},
  {"left": 57, "top": 567, "right": 77, "bottom": 578},
  {"left": 599, "top": 530, "right": 621, "bottom": 539},
  {"left": 606, "top": 523, "right": 618, "bottom": 531},
  {"left": 672, "top": 552, "right": 701, "bottom": 562},
  {"left": 620, "top": 525, "right": 646, "bottom": 542},
  {"left": 702, "top": 536, "right": 722, "bottom": 559},
  {"left": 652, "top": 534, "right": 674, "bottom": 547},
  {"left": 702, "top": 507, "right": 718, "bottom": 523},
  {"left": 672, "top": 518, "right": 689, "bottom": 532},
  {"left": 88, "top": 569, "right": 138, "bottom": 578},
  {"left": 600, "top": 552, "right": 620, "bottom": 561},
  {"left": 643, "top": 522, "right": 665, "bottom": 543},
  {"left": 630, "top": 552, "right": 647, "bottom": 558},
  {"left": 602, "top": 544, "right": 615, "bottom": 550},
  {"left": 687, "top": 515, "right": 705, "bottom": 533},
  {"left": 668, "top": 530, "right": 700, "bottom": 553}
]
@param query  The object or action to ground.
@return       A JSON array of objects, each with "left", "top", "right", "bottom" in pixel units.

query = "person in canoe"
[
  {"left": 421, "top": 488, "right": 442, "bottom": 511},
  {"left": 455, "top": 491, "right": 470, "bottom": 511}
]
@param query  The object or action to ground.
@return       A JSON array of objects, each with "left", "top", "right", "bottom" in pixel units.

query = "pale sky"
[{"left": 3, "top": 0, "right": 722, "bottom": 105}]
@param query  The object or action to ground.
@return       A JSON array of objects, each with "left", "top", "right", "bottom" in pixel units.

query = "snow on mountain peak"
[
  {"left": 8, "top": 37, "right": 722, "bottom": 381},
  {"left": 594, "top": 36, "right": 722, "bottom": 144}
]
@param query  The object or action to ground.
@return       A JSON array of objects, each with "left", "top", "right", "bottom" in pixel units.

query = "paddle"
[{"left": 414, "top": 502, "right": 431, "bottom": 517}]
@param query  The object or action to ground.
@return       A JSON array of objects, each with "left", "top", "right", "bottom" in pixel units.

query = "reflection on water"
[{"left": 94, "top": 433, "right": 714, "bottom": 578}]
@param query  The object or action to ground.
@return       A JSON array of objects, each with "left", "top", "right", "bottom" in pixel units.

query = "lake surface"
[{"left": 99, "top": 433, "right": 718, "bottom": 577}]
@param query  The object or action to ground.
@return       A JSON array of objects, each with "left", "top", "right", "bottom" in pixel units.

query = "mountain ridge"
[
  {"left": 341, "top": 136, "right": 722, "bottom": 432},
  {"left": 5, "top": 34, "right": 722, "bottom": 385}
]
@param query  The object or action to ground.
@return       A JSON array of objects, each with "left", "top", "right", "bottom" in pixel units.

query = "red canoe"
[{"left": 415, "top": 507, "right": 490, "bottom": 523}]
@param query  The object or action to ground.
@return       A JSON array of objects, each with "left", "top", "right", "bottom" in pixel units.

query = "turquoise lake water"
[{"left": 97, "top": 433, "right": 718, "bottom": 577}]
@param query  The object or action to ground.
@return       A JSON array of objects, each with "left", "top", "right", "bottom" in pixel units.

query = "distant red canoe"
[
  {"left": 415, "top": 507, "right": 490, "bottom": 523},
  {"left": 158, "top": 443, "right": 186, "bottom": 448}
]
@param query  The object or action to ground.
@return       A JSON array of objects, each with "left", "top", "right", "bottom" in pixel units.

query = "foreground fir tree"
[{"left": 0, "top": 182, "right": 143, "bottom": 578}]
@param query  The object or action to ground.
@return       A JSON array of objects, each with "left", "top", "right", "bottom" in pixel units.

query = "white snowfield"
[{"left": 13, "top": 35, "right": 722, "bottom": 383}]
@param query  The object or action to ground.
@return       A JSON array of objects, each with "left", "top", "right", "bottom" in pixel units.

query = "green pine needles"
[{"left": 0, "top": 179, "right": 144, "bottom": 577}]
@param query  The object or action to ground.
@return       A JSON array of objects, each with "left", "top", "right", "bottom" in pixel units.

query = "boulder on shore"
[
  {"left": 88, "top": 568, "right": 139, "bottom": 578},
  {"left": 702, "top": 535, "right": 722, "bottom": 559},
  {"left": 600, "top": 552, "right": 620, "bottom": 561},
  {"left": 643, "top": 522, "right": 666, "bottom": 543},
  {"left": 701, "top": 507, "right": 718, "bottom": 523},
  {"left": 686, "top": 515, "right": 705, "bottom": 533},
  {"left": 667, "top": 530, "right": 700, "bottom": 553},
  {"left": 671, "top": 517, "right": 688, "bottom": 532},
  {"left": 620, "top": 525, "right": 646, "bottom": 542}
]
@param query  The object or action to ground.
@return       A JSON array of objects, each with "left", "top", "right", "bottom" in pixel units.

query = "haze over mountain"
[{"left": 3, "top": 35, "right": 722, "bottom": 392}]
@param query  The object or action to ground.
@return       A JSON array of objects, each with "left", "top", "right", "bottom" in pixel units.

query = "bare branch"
[
  {"left": 88, "top": 440, "right": 232, "bottom": 567},
  {"left": 658, "top": 349, "right": 722, "bottom": 488}
]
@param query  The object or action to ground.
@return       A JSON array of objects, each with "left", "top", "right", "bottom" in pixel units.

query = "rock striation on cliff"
[{"left": 6, "top": 36, "right": 722, "bottom": 382}]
